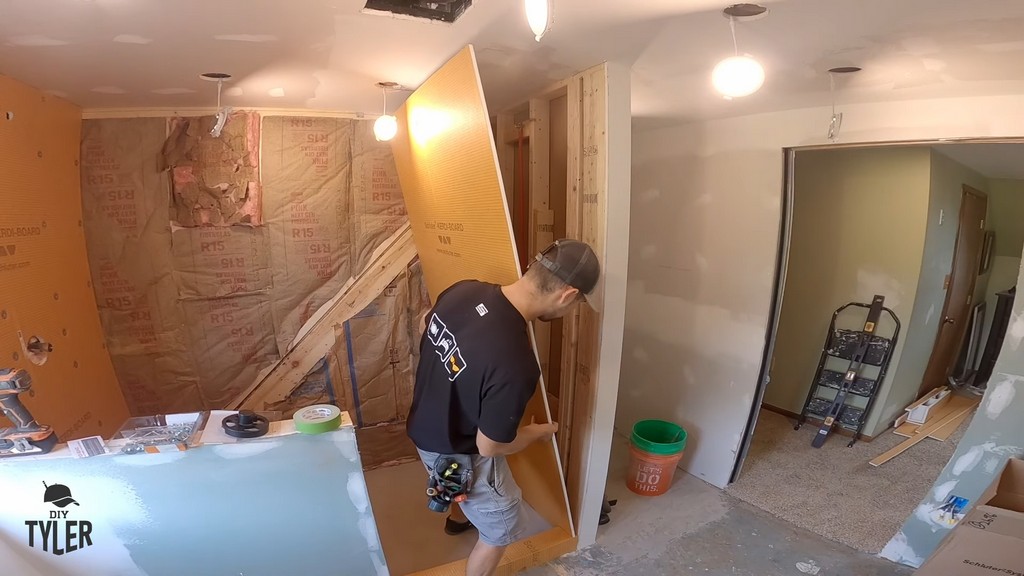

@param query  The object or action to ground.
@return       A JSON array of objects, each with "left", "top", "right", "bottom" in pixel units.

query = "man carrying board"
[{"left": 407, "top": 238, "right": 600, "bottom": 576}]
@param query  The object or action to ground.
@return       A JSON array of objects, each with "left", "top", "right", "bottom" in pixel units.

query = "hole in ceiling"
[
  {"left": 364, "top": 0, "right": 473, "bottom": 23},
  {"left": 200, "top": 72, "right": 233, "bottom": 82},
  {"left": 723, "top": 3, "right": 768, "bottom": 19}
]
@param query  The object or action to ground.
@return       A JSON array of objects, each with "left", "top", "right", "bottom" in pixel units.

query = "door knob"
[{"left": 943, "top": 317, "right": 955, "bottom": 324}]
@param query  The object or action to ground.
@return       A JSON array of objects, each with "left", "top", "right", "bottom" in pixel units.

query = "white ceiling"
[
  {"left": 933, "top": 143, "right": 1024, "bottom": 180},
  {"left": 2, "top": 0, "right": 1024, "bottom": 124}
]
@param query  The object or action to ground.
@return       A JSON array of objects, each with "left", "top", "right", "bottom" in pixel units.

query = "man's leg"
[
  {"left": 465, "top": 539, "right": 506, "bottom": 576},
  {"left": 458, "top": 455, "right": 524, "bottom": 576}
]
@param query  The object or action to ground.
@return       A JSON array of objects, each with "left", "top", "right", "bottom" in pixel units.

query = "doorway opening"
[{"left": 728, "top": 141, "right": 1023, "bottom": 556}]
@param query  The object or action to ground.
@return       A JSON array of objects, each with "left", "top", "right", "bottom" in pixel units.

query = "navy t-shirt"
[{"left": 406, "top": 280, "right": 540, "bottom": 455}]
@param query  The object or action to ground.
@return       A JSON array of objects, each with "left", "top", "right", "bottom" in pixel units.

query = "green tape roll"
[{"left": 293, "top": 404, "right": 343, "bottom": 434}]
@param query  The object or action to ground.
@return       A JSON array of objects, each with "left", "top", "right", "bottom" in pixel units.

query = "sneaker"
[{"left": 444, "top": 516, "right": 475, "bottom": 536}]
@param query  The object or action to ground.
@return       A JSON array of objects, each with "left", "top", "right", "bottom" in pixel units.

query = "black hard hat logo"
[{"left": 43, "top": 482, "right": 79, "bottom": 508}]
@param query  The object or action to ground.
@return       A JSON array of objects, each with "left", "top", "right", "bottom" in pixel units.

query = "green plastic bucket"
[{"left": 631, "top": 419, "right": 687, "bottom": 455}]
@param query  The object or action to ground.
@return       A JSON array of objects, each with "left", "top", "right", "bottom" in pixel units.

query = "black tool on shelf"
[
  {"left": 795, "top": 295, "right": 900, "bottom": 448},
  {"left": 221, "top": 410, "right": 270, "bottom": 438}
]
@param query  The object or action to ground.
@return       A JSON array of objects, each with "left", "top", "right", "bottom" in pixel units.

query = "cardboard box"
[
  {"left": 961, "top": 457, "right": 1024, "bottom": 540},
  {"left": 915, "top": 457, "right": 1024, "bottom": 575}
]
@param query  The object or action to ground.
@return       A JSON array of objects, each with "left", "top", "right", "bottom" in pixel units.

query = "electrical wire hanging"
[
  {"left": 826, "top": 67, "right": 860, "bottom": 143},
  {"left": 210, "top": 78, "right": 230, "bottom": 138},
  {"left": 828, "top": 71, "right": 842, "bottom": 142}
]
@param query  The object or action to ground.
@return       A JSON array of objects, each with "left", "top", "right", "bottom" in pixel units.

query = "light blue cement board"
[
  {"left": 0, "top": 426, "right": 388, "bottom": 576},
  {"left": 881, "top": 259, "right": 1024, "bottom": 568}
]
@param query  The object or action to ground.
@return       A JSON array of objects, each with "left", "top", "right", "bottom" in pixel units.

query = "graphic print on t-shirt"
[
  {"left": 427, "top": 314, "right": 446, "bottom": 346},
  {"left": 428, "top": 313, "right": 467, "bottom": 381},
  {"left": 444, "top": 348, "right": 466, "bottom": 379},
  {"left": 435, "top": 329, "right": 456, "bottom": 360}
]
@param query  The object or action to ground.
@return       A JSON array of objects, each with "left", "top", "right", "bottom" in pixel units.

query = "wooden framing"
[
  {"left": 227, "top": 224, "right": 417, "bottom": 410},
  {"left": 558, "top": 76, "right": 584, "bottom": 479},
  {"left": 491, "top": 61, "right": 613, "bottom": 538},
  {"left": 567, "top": 66, "right": 609, "bottom": 521},
  {"left": 529, "top": 96, "right": 555, "bottom": 391}
]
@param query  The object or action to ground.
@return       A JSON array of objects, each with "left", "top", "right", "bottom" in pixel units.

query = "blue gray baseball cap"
[{"left": 533, "top": 239, "right": 601, "bottom": 309}]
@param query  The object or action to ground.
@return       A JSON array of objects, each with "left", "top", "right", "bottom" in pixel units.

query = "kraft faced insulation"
[{"left": 79, "top": 113, "right": 424, "bottom": 423}]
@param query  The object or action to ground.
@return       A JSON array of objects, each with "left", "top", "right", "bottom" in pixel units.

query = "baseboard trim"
[{"left": 760, "top": 403, "right": 877, "bottom": 442}]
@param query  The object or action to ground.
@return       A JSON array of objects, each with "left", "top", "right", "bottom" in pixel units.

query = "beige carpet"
[{"left": 726, "top": 409, "right": 970, "bottom": 554}]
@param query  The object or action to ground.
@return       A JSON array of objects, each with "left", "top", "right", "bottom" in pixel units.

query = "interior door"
[{"left": 919, "top": 185, "right": 988, "bottom": 396}]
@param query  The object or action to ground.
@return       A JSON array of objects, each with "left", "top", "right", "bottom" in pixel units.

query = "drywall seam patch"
[
  {"left": 933, "top": 479, "right": 957, "bottom": 501},
  {"left": 879, "top": 531, "right": 924, "bottom": 566},
  {"left": 1007, "top": 311, "right": 1024, "bottom": 349},
  {"left": 113, "top": 35, "right": 153, "bottom": 44},
  {"left": 952, "top": 443, "right": 986, "bottom": 476},
  {"left": 983, "top": 374, "right": 1019, "bottom": 419}
]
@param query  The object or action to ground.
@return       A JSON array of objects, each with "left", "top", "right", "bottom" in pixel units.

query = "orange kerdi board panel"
[
  {"left": 0, "top": 75, "right": 130, "bottom": 443},
  {"left": 388, "top": 45, "right": 574, "bottom": 540}
]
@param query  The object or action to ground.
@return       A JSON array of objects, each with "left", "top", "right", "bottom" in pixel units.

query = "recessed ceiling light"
[{"left": 200, "top": 72, "right": 232, "bottom": 82}]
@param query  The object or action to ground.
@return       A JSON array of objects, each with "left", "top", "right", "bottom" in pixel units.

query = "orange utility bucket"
[{"left": 626, "top": 419, "right": 687, "bottom": 496}]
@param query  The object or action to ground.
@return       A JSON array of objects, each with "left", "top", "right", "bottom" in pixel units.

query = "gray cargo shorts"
[{"left": 417, "top": 448, "right": 529, "bottom": 547}]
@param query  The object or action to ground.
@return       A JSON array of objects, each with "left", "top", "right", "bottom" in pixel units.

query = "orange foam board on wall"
[
  {"left": 0, "top": 75, "right": 129, "bottom": 442},
  {"left": 387, "top": 45, "right": 574, "bottom": 540}
]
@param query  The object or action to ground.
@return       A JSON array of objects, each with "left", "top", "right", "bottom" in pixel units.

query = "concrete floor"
[{"left": 524, "top": 435, "right": 913, "bottom": 576}]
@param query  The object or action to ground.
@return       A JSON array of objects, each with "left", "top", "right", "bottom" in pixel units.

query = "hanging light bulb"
[
  {"left": 711, "top": 6, "right": 767, "bottom": 99},
  {"left": 374, "top": 114, "right": 397, "bottom": 142},
  {"left": 525, "top": 0, "right": 552, "bottom": 42},
  {"left": 712, "top": 55, "right": 765, "bottom": 99},
  {"left": 374, "top": 82, "right": 399, "bottom": 142}
]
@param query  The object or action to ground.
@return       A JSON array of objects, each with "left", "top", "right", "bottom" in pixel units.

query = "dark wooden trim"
[{"left": 760, "top": 403, "right": 878, "bottom": 442}]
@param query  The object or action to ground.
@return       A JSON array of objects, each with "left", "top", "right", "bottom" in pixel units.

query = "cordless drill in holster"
[{"left": 0, "top": 369, "right": 58, "bottom": 457}]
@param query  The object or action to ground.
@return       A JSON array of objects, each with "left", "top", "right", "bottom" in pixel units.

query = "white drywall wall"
[{"left": 624, "top": 94, "right": 1024, "bottom": 489}]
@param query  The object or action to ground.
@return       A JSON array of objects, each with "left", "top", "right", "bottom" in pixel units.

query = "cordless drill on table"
[{"left": 0, "top": 369, "right": 58, "bottom": 458}]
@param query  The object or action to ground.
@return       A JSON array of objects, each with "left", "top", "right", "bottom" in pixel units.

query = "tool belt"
[
  {"left": 423, "top": 450, "right": 475, "bottom": 504},
  {"left": 427, "top": 453, "right": 474, "bottom": 499}
]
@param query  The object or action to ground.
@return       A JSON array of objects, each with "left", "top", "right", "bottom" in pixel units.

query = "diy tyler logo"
[{"left": 25, "top": 482, "right": 94, "bottom": 555}]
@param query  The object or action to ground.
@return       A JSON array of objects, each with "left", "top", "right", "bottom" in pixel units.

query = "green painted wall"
[
  {"left": 874, "top": 150, "right": 990, "bottom": 433},
  {"left": 766, "top": 147, "right": 994, "bottom": 438},
  {"left": 987, "top": 179, "right": 1024, "bottom": 258},
  {"left": 765, "top": 147, "right": 932, "bottom": 437},
  {"left": 978, "top": 179, "right": 1024, "bottom": 358}
]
